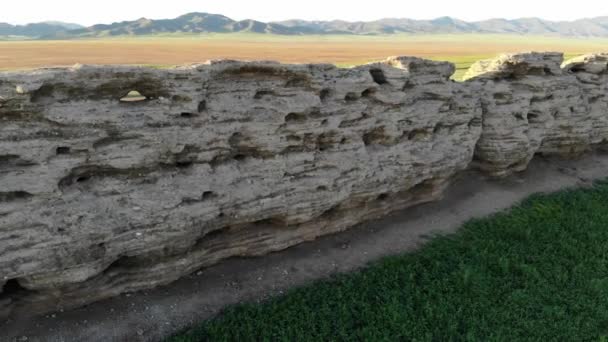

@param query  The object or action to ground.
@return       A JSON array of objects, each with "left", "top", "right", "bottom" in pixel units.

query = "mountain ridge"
[
  {"left": 3, "top": 13, "right": 608, "bottom": 38},
  {"left": 0, "top": 21, "right": 84, "bottom": 37}
]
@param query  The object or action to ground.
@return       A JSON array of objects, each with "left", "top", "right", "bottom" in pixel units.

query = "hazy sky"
[{"left": 4, "top": 0, "right": 608, "bottom": 25}]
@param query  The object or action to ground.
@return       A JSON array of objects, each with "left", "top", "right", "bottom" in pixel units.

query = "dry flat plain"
[{"left": 1, "top": 34, "right": 608, "bottom": 79}]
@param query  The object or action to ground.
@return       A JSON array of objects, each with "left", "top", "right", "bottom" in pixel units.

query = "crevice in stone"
[
  {"left": 254, "top": 90, "right": 275, "bottom": 99},
  {"left": 361, "top": 88, "right": 377, "bottom": 97},
  {"left": 376, "top": 193, "right": 390, "bottom": 201},
  {"left": 285, "top": 112, "right": 307, "bottom": 123},
  {"left": 317, "top": 131, "right": 339, "bottom": 151},
  {"left": 407, "top": 128, "right": 431, "bottom": 141},
  {"left": 95, "top": 76, "right": 169, "bottom": 100},
  {"left": 58, "top": 165, "right": 153, "bottom": 190},
  {"left": 0, "top": 279, "right": 30, "bottom": 302},
  {"left": 369, "top": 68, "right": 389, "bottom": 85},
  {"left": 56, "top": 146, "right": 71, "bottom": 155},
  {"left": 253, "top": 216, "right": 287, "bottom": 227},
  {"left": 93, "top": 134, "right": 142, "bottom": 149},
  {"left": 198, "top": 100, "right": 207, "bottom": 113},
  {"left": 180, "top": 112, "right": 197, "bottom": 118},
  {"left": 527, "top": 111, "right": 542, "bottom": 123},
  {"left": 102, "top": 256, "right": 139, "bottom": 275},
  {"left": 319, "top": 88, "right": 332, "bottom": 102},
  {"left": 0, "top": 155, "right": 37, "bottom": 168},
  {"left": 171, "top": 94, "right": 192, "bottom": 103},
  {"left": 202, "top": 191, "right": 217, "bottom": 201},
  {"left": 0, "top": 191, "right": 33, "bottom": 203},
  {"left": 344, "top": 92, "right": 359, "bottom": 102},
  {"left": 363, "top": 127, "right": 392, "bottom": 146},
  {"left": 402, "top": 80, "right": 415, "bottom": 90},
  {"left": 233, "top": 154, "right": 247, "bottom": 162}
]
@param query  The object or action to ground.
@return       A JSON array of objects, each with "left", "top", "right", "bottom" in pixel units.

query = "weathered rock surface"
[
  {"left": 1, "top": 52, "right": 607, "bottom": 319},
  {"left": 0, "top": 57, "right": 482, "bottom": 318},
  {"left": 465, "top": 52, "right": 608, "bottom": 176}
]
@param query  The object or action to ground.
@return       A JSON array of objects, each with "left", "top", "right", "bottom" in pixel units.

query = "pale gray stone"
[{"left": 1, "top": 53, "right": 607, "bottom": 318}]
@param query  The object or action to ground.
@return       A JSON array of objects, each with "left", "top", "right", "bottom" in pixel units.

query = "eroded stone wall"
[
  {"left": 0, "top": 52, "right": 606, "bottom": 318},
  {"left": 465, "top": 52, "right": 608, "bottom": 176}
]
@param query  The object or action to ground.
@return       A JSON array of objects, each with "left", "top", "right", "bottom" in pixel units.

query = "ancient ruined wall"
[
  {"left": 0, "top": 52, "right": 606, "bottom": 318},
  {"left": 465, "top": 52, "right": 608, "bottom": 176},
  {"left": 0, "top": 57, "right": 482, "bottom": 318}
]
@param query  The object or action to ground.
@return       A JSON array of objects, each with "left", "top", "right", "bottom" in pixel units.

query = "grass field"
[
  {"left": 168, "top": 180, "right": 608, "bottom": 341},
  {"left": 1, "top": 34, "right": 607, "bottom": 80}
]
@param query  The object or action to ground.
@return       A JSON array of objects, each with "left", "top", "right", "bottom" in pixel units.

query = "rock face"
[
  {"left": 0, "top": 57, "right": 481, "bottom": 318},
  {"left": 465, "top": 52, "right": 608, "bottom": 176},
  {"left": 1, "top": 52, "right": 607, "bottom": 319}
]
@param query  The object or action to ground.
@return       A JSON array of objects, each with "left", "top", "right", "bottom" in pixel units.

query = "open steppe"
[{"left": 2, "top": 34, "right": 607, "bottom": 79}]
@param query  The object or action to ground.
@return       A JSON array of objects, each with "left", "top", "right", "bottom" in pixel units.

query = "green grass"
[{"left": 168, "top": 180, "right": 608, "bottom": 341}]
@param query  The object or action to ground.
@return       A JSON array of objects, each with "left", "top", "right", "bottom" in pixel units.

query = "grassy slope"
[{"left": 169, "top": 180, "right": 608, "bottom": 341}]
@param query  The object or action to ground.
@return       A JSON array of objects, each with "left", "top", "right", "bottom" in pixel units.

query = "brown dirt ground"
[{"left": 0, "top": 36, "right": 606, "bottom": 70}]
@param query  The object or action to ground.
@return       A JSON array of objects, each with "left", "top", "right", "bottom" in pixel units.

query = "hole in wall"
[
  {"left": 361, "top": 88, "right": 376, "bottom": 97},
  {"left": 119, "top": 90, "right": 147, "bottom": 103},
  {"left": 527, "top": 112, "right": 541, "bottom": 123},
  {"left": 233, "top": 154, "right": 247, "bottom": 161},
  {"left": 202, "top": 191, "right": 216, "bottom": 200},
  {"left": 344, "top": 92, "right": 359, "bottom": 102},
  {"left": 201, "top": 226, "right": 231, "bottom": 241},
  {"left": 369, "top": 68, "right": 389, "bottom": 85},
  {"left": 285, "top": 112, "right": 306, "bottom": 123},
  {"left": 317, "top": 185, "right": 328, "bottom": 191},
  {"left": 0, "top": 191, "right": 33, "bottom": 202},
  {"left": 402, "top": 80, "right": 415, "bottom": 90},
  {"left": 319, "top": 88, "right": 332, "bottom": 102},
  {"left": 171, "top": 94, "right": 192, "bottom": 102},
  {"left": 320, "top": 204, "right": 341, "bottom": 219},
  {"left": 198, "top": 100, "right": 207, "bottom": 113},
  {"left": 175, "top": 160, "right": 194, "bottom": 168},
  {"left": 377, "top": 193, "right": 389, "bottom": 201},
  {"left": 102, "top": 256, "right": 139, "bottom": 274},
  {"left": 254, "top": 90, "right": 275, "bottom": 99},
  {"left": 180, "top": 112, "right": 197, "bottom": 118},
  {"left": 0, "top": 279, "right": 28, "bottom": 300},
  {"left": 407, "top": 129, "right": 429, "bottom": 141},
  {"left": 76, "top": 176, "right": 90, "bottom": 183},
  {"left": 56, "top": 146, "right": 71, "bottom": 155}
]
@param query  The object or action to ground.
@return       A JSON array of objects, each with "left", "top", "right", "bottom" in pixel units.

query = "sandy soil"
[
  {"left": 2, "top": 152, "right": 608, "bottom": 342},
  {"left": 1, "top": 35, "right": 607, "bottom": 70}
]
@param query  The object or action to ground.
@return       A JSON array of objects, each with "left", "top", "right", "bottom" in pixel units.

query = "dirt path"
[{"left": 3, "top": 153, "right": 608, "bottom": 342}]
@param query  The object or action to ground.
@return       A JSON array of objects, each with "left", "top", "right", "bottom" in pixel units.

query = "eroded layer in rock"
[
  {"left": 0, "top": 57, "right": 481, "bottom": 318},
  {"left": 465, "top": 52, "right": 608, "bottom": 177}
]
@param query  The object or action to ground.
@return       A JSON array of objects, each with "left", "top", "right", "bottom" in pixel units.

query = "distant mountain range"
[
  {"left": 0, "top": 21, "right": 84, "bottom": 37},
  {"left": 3, "top": 13, "right": 608, "bottom": 39}
]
